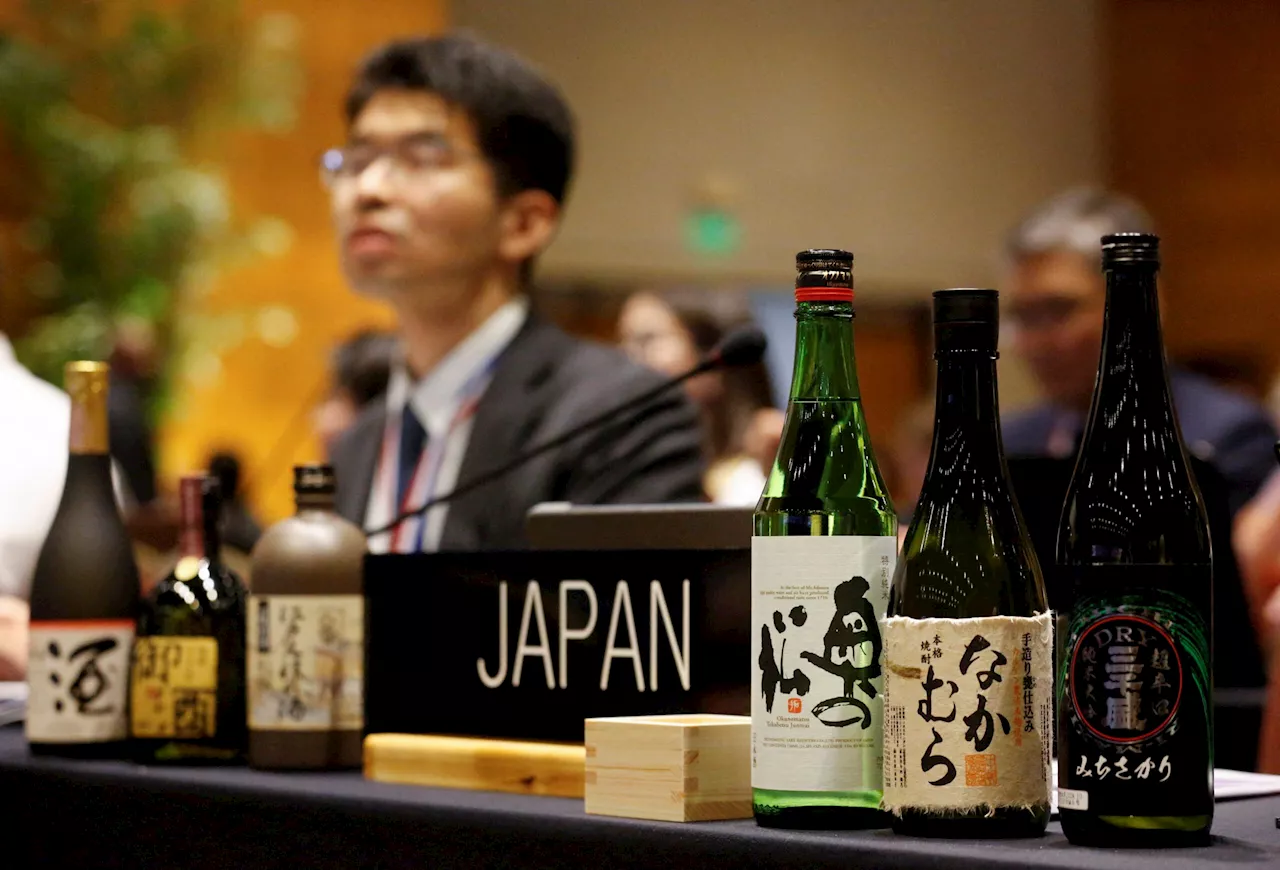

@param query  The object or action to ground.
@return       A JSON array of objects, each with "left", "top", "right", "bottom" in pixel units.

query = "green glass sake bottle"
[
  {"left": 884, "top": 289, "right": 1051, "bottom": 837},
  {"left": 1057, "top": 233, "right": 1213, "bottom": 847},
  {"left": 752, "top": 248, "right": 898, "bottom": 829}
]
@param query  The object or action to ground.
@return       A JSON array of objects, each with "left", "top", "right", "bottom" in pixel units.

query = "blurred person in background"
[
  {"left": 1001, "top": 187, "right": 1278, "bottom": 519},
  {"left": 0, "top": 331, "right": 69, "bottom": 680},
  {"left": 326, "top": 34, "right": 704, "bottom": 552},
  {"left": 208, "top": 450, "right": 263, "bottom": 556},
  {"left": 618, "top": 290, "right": 782, "bottom": 505},
  {"left": 109, "top": 316, "right": 183, "bottom": 566},
  {"left": 886, "top": 398, "right": 935, "bottom": 538},
  {"left": 315, "top": 329, "right": 398, "bottom": 458},
  {"left": 107, "top": 315, "right": 160, "bottom": 509},
  {"left": 1236, "top": 384, "right": 1280, "bottom": 770}
]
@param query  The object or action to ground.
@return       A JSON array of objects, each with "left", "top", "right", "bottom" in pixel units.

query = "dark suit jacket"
[
  {"left": 1003, "top": 369, "right": 1278, "bottom": 518},
  {"left": 330, "top": 315, "right": 707, "bottom": 549}
]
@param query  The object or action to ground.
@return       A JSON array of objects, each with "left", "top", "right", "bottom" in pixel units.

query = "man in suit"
[
  {"left": 1001, "top": 187, "right": 1277, "bottom": 519},
  {"left": 326, "top": 34, "right": 705, "bottom": 552}
]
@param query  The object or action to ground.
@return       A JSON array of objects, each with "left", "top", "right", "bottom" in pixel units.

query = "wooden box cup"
[{"left": 583, "top": 714, "right": 751, "bottom": 822}]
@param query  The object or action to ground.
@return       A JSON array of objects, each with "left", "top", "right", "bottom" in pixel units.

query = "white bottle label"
[
  {"left": 881, "top": 612, "right": 1054, "bottom": 813},
  {"left": 1058, "top": 787, "right": 1089, "bottom": 811},
  {"left": 751, "top": 535, "right": 896, "bottom": 793},
  {"left": 247, "top": 594, "right": 363, "bottom": 731},
  {"left": 26, "top": 620, "right": 134, "bottom": 743}
]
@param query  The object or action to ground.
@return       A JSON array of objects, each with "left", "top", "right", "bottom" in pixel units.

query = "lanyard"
[{"left": 376, "top": 357, "right": 499, "bottom": 553}]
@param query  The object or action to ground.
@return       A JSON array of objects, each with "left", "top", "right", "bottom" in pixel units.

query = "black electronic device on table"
[{"left": 525, "top": 502, "right": 753, "bottom": 551}]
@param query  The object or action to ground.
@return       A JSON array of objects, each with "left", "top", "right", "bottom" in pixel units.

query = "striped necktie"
[{"left": 396, "top": 406, "right": 428, "bottom": 508}]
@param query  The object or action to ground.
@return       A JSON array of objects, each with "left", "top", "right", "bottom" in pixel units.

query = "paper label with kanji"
[
  {"left": 26, "top": 620, "right": 134, "bottom": 743},
  {"left": 881, "top": 612, "right": 1053, "bottom": 813},
  {"left": 247, "top": 594, "right": 363, "bottom": 731},
  {"left": 751, "top": 535, "right": 897, "bottom": 793},
  {"left": 130, "top": 636, "right": 219, "bottom": 739}
]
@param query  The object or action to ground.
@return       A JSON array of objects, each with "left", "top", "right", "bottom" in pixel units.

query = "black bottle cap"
[
  {"left": 795, "top": 248, "right": 854, "bottom": 302},
  {"left": 294, "top": 463, "right": 336, "bottom": 496},
  {"left": 1101, "top": 232, "right": 1160, "bottom": 268},
  {"left": 933, "top": 288, "right": 999, "bottom": 355}
]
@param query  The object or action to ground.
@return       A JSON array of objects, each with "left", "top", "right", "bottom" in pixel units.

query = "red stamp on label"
[
  {"left": 787, "top": 698, "right": 802, "bottom": 714},
  {"left": 965, "top": 754, "right": 998, "bottom": 787}
]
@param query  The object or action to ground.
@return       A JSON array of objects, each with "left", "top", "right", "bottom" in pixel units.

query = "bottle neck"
[
  {"left": 202, "top": 505, "right": 222, "bottom": 563},
  {"left": 1094, "top": 265, "right": 1173, "bottom": 408},
  {"left": 925, "top": 351, "right": 1006, "bottom": 478},
  {"left": 295, "top": 492, "right": 338, "bottom": 514},
  {"left": 68, "top": 381, "right": 109, "bottom": 456},
  {"left": 178, "top": 485, "right": 206, "bottom": 559},
  {"left": 787, "top": 302, "right": 861, "bottom": 400}
]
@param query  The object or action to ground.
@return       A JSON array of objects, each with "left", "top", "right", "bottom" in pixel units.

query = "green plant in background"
[{"left": 0, "top": 0, "right": 299, "bottom": 416}]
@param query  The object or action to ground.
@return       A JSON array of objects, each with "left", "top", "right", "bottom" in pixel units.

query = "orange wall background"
[
  {"left": 1106, "top": 0, "right": 1280, "bottom": 394},
  {"left": 159, "top": 0, "right": 445, "bottom": 522}
]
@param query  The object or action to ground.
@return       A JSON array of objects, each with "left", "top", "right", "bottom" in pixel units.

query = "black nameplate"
[{"left": 364, "top": 549, "right": 750, "bottom": 742}]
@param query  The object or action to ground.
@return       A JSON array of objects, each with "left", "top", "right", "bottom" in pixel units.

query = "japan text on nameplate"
[{"left": 364, "top": 549, "right": 750, "bottom": 742}]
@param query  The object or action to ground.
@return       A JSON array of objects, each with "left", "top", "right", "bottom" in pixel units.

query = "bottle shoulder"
[
  {"left": 251, "top": 512, "right": 366, "bottom": 595},
  {"left": 754, "top": 496, "right": 897, "bottom": 536},
  {"left": 894, "top": 506, "right": 1046, "bottom": 618},
  {"left": 1059, "top": 450, "right": 1210, "bottom": 563},
  {"left": 253, "top": 514, "right": 366, "bottom": 561},
  {"left": 143, "top": 560, "right": 246, "bottom": 624},
  {"left": 30, "top": 479, "right": 139, "bottom": 620}
]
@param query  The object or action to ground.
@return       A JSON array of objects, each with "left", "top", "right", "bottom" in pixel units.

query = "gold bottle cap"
[{"left": 65, "top": 360, "right": 110, "bottom": 455}]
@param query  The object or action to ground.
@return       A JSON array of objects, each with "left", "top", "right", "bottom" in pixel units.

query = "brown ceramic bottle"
[{"left": 247, "top": 464, "right": 365, "bottom": 769}]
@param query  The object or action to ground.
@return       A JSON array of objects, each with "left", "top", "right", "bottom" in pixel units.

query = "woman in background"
[{"left": 618, "top": 290, "right": 781, "bottom": 505}]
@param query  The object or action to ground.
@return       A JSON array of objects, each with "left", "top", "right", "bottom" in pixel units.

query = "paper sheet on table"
[{"left": 1050, "top": 760, "right": 1280, "bottom": 817}]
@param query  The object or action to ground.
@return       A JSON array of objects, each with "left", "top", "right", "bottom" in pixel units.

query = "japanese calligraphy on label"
[
  {"left": 247, "top": 595, "right": 363, "bottom": 731},
  {"left": 130, "top": 636, "right": 219, "bottom": 739},
  {"left": 881, "top": 612, "right": 1053, "bottom": 814},
  {"left": 751, "top": 535, "right": 896, "bottom": 793},
  {"left": 26, "top": 620, "right": 134, "bottom": 743},
  {"left": 1058, "top": 570, "right": 1213, "bottom": 818},
  {"left": 1068, "top": 614, "right": 1181, "bottom": 744}
]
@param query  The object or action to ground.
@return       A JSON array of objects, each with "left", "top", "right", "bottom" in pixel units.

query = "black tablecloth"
[{"left": 1, "top": 728, "right": 1278, "bottom": 869}]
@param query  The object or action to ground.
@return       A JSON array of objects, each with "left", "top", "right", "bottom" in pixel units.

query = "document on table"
[{"left": 1050, "top": 760, "right": 1280, "bottom": 817}]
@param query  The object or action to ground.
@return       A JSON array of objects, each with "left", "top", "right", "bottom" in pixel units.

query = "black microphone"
[
  {"left": 364, "top": 325, "right": 769, "bottom": 538},
  {"left": 708, "top": 325, "right": 768, "bottom": 370}
]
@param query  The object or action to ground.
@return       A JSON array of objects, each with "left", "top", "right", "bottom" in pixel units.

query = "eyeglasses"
[{"left": 319, "top": 133, "right": 475, "bottom": 188}]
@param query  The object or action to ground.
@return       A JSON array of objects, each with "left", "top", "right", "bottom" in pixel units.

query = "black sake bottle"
[{"left": 1057, "top": 233, "right": 1213, "bottom": 847}]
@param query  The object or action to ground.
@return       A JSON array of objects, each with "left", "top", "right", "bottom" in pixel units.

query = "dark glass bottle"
[
  {"left": 752, "top": 249, "right": 897, "bottom": 829},
  {"left": 248, "top": 464, "right": 365, "bottom": 770},
  {"left": 26, "top": 362, "right": 140, "bottom": 758},
  {"left": 886, "top": 289, "right": 1051, "bottom": 837},
  {"left": 132, "top": 474, "right": 247, "bottom": 763},
  {"left": 1057, "top": 233, "right": 1213, "bottom": 847}
]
